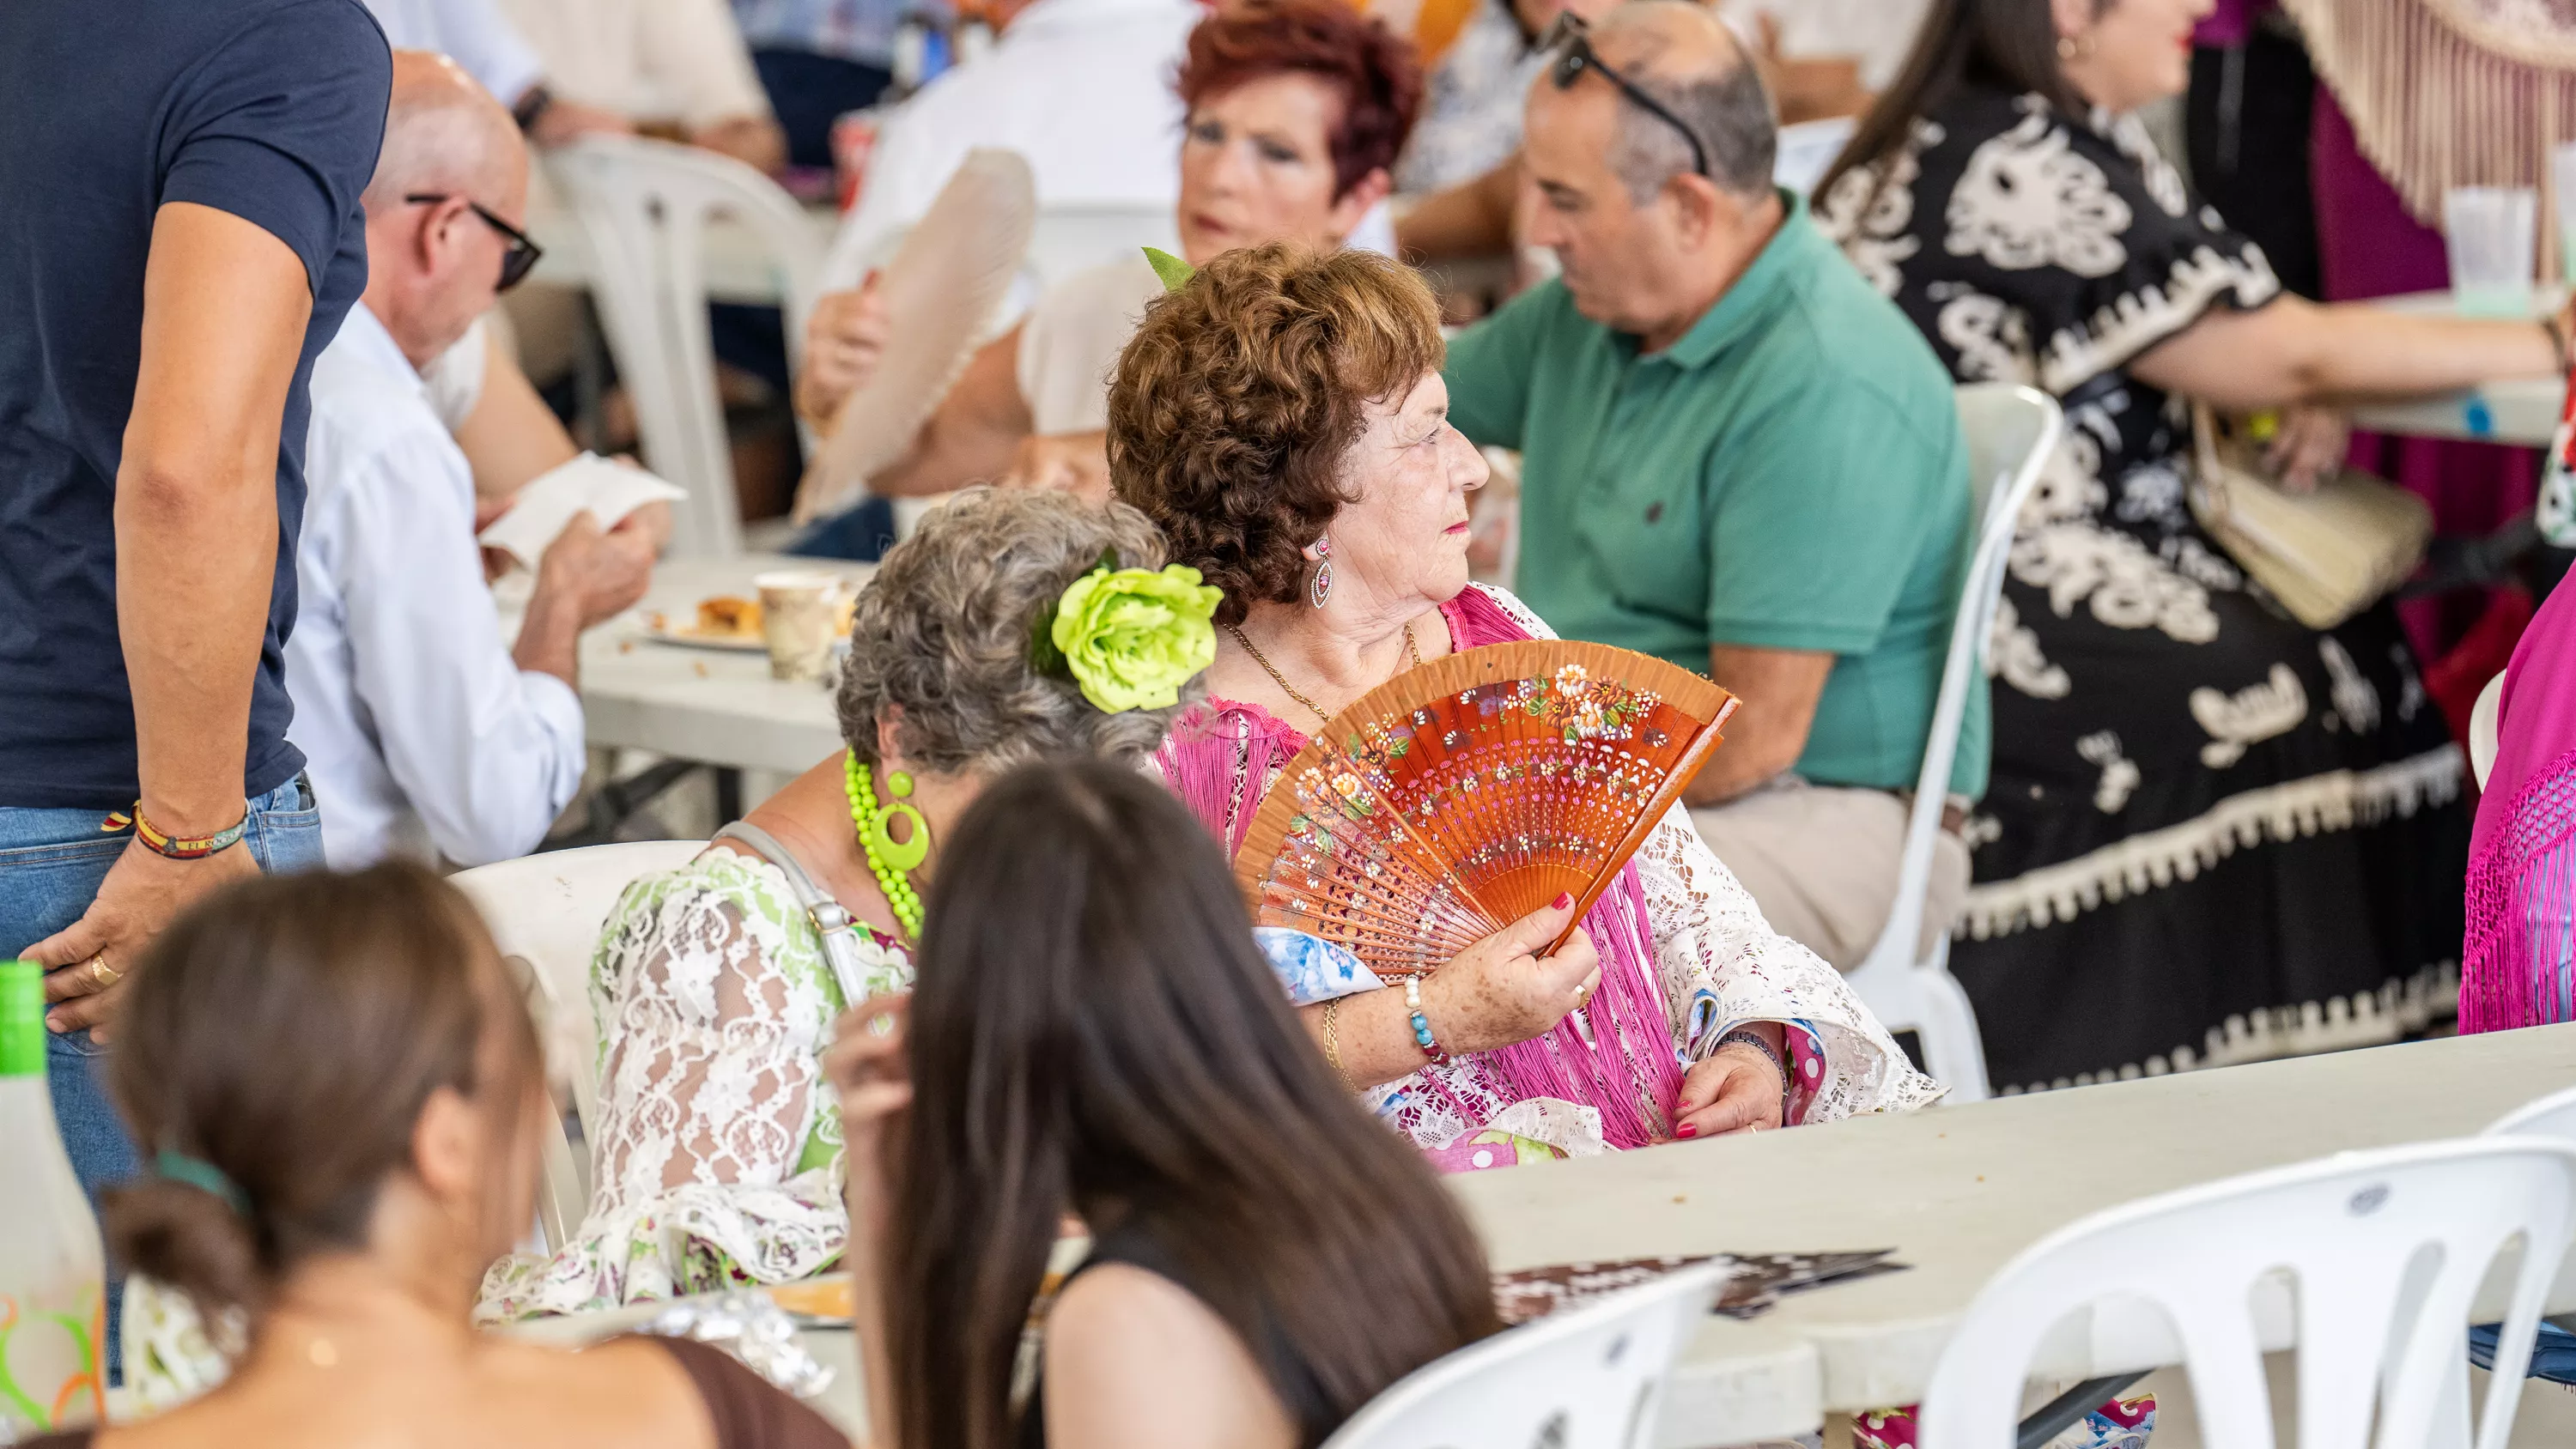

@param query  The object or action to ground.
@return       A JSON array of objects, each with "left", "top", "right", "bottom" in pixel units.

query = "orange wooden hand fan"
[{"left": 1234, "top": 641, "right": 1736, "bottom": 979}]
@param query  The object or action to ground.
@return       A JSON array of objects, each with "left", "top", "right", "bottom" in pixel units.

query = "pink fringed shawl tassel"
[{"left": 2464, "top": 746, "right": 2576, "bottom": 1033}]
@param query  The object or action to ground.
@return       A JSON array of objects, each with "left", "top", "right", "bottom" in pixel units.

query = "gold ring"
[{"left": 88, "top": 953, "right": 120, "bottom": 988}]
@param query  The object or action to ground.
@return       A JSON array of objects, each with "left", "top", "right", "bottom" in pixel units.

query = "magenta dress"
[{"left": 2463, "top": 579, "right": 2576, "bottom": 1031}]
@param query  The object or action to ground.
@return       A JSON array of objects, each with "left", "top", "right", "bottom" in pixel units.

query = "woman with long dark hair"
[
  {"left": 829, "top": 760, "right": 1500, "bottom": 1449},
  {"left": 1814, "top": 0, "right": 2573, "bottom": 1092}
]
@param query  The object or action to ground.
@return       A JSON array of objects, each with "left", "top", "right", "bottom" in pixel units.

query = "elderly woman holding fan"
[{"left": 1116, "top": 245, "right": 1938, "bottom": 1167}]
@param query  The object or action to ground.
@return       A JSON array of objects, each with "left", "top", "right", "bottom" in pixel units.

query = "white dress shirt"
[
  {"left": 823, "top": 0, "right": 1202, "bottom": 288},
  {"left": 495, "top": 0, "right": 772, "bottom": 128},
  {"left": 288, "top": 305, "right": 588, "bottom": 870},
  {"left": 366, "top": 0, "right": 546, "bottom": 107}
]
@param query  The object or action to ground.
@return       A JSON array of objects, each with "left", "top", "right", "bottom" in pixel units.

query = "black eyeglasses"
[
  {"left": 404, "top": 192, "right": 545, "bottom": 291},
  {"left": 1540, "top": 14, "right": 1710, "bottom": 180}
]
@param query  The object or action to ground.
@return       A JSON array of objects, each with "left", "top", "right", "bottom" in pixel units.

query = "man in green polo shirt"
[{"left": 1444, "top": 1, "right": 1981, "bottom": 970}]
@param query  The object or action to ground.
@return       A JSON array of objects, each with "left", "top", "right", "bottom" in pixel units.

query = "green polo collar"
[{"left": 1641, "top": 187, "right": 1818, "bottom": 371}]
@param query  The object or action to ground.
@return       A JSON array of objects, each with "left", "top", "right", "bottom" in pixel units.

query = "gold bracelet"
[{"left": 1321, "top": 997, "right": 1349, "bottom": 1086}]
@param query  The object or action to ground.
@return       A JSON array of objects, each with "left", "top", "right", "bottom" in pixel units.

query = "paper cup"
[{"left": 757, "top": 571, "right": 841, "bottom": 682}]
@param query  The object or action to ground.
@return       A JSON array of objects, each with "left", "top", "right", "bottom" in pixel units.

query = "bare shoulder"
[
  {"left": 477, "top": 1335, "right": 716, "bottom": 1446},
  {"left": 1042, "top": 1265, "right": 1298, "bottom": 1449}
]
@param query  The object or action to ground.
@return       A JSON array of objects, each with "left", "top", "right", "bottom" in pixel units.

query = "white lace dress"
[
  {"left": 1162, "top": 583, "right": 1945, "bottom": 1163},
  {"left": 477, "top": 852, "right": 913, "bottom": 1321}
]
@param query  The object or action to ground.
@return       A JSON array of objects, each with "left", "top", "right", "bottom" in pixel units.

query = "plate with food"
[{"left": 646, "top": 596, "right": 768, "bottom": 652}]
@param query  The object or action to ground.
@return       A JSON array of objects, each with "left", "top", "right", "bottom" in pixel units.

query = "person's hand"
[
  {"left": 826, "top": 995, "right": 914, "bottom": 1256},
  {"left": 23, "top": 835, "right": 262, "bottom": 1042},
  {"left": 1671, "top": 1027, "right": 1788, "bottom": 1139},
  {"left": 529, "top": 98, "right": 633, "bottom": 148},
  {"left": 998, "top": 431, "right": 1110, "bottom": 500},
  {"left": 2262, "top": 405, "right": 2350, "bottom": 494},
  {"left": 1420, "top": 894, "right": 1601, "bottom": 1055},
  {"left": 797, "top": 276, "right": 890, "bottom": 426},
  {"left": 535, "top": 510, "right": 655, "bottom": 629}
]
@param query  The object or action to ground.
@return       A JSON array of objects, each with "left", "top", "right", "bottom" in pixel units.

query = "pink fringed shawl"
[
  {"left": 1157, "top": 588, "right": 1688, "bottom": 1148},
  {"left": 2463, "top": 579, "right": 2576, "bottom": 1033}
]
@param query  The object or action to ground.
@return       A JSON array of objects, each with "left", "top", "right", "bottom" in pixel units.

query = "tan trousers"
[{"left": 1690, "top": 777, "right": 1970, "bottom": 973}]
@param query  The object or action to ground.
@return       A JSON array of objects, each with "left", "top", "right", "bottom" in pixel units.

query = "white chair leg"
[{"left": 1911, "top": 943, "right": 1993, "bottom": 1104}]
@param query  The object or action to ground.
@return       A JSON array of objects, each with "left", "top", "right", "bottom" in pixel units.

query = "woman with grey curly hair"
[{"left": 481, "top": 488, "right": 1219, "bottom": 1319}]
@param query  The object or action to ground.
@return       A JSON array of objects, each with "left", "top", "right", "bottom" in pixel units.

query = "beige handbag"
[{"left": 2188, "top": 403, "right": 2433, "bottom": 630}]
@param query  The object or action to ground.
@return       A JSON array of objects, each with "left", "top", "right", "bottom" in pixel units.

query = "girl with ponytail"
[{"left": 33, "top": 863, "right": 841, "bottom": 1449}]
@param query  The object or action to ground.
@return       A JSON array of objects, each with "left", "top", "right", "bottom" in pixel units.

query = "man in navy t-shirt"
[{"left": 0, "top": 0, "right": 391, "bottom": 1205}]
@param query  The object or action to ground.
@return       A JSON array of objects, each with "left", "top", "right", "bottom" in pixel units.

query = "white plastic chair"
[
  {"left": 1774, "top": 116, "right": 1857, "bottom": 197},
  {"left": 1841, "top": 384, "right": 2061, "bottom": 1105},
  {"left": 1917, "top": 1137, "right": 2576, "bottom": 1449},
  {"left": 2491, "top": 1083, "right": 2576, "bottom": 1142},
  {"left": 2471, "top": 670, "right": 2506, "bottom": 790},
  {"left": 546, "top": 137, "right": 828, "bottom": 557},
  {"left": 451, "top": 840, "right": 707, "bottom": 1173},
  {"left": 1320, "top": 1262, "right": 1729, "bottom": 1449}
]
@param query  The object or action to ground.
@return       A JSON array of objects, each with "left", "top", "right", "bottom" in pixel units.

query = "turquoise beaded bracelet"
[{"left": 1404, "top": 975, "right": 1446, "bottom": 1062}]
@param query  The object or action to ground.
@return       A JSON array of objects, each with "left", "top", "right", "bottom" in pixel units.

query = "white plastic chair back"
[
  {"left": 2470, "top": 670, "right": 2506, "bottom": 790},
  {"left": 2490, "top": 1083, "right": 2576, "bottom": 1143},
  {"left": 1319, "top": 1262, "right": 1729, "bottom": 1449},
  {"left": 546, "top": 136, "right": 828, "bottom": 556},
  {"left": 1917, "top": 1137, "right": 2576, "bottom": 1449},
  {"left": 1841, "top": 383, "right": 2060, "bottom": 1104},
  {"left": 450, "top": 840, "right": 708, "bottom": 1142},
  {"left": 1775, "top": 116, "right": 1857, "bottom": 197}
]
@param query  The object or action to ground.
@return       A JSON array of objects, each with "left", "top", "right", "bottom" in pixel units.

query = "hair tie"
[{"left": 155, "top": 1149, "right": 251, "bottom": 1217}]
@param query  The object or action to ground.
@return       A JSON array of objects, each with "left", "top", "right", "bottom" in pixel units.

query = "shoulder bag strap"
[{"left": 711, "top": 822, "right": 876, "bottom": 1003}]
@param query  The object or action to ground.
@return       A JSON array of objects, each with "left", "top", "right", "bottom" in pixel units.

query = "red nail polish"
[
  {"left": 1676, "top": 1123, "right": 1698, "bottom": 1138},
  {"left": 1552, "top": 892, "right": 1572, "bottom": 910}
]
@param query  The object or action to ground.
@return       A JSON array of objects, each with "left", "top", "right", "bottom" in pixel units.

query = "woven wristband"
[{"left": 113, "top": 802, "right": 250, "bottom": 860}]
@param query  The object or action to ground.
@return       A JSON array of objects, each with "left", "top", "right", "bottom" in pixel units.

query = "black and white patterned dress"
[{"left": 1816, "top": 85, "right": 2466, "bottom": 1092}]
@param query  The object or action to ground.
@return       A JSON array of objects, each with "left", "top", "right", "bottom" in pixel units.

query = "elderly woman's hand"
[
  {"left": 1671, "top": 1023, "right": 1788, "bottom": 1139},
  {"left": 796, "top": 274, "right": 890, "bottom": 427},
  {"left": 826, "top": 994, "right": 912, "bottom": 1254},
  {"left": 1420, "top": 894, "right": 1601, "bottom": 1055}
]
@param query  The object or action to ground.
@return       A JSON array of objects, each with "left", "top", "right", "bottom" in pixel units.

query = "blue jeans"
[{"left": 0, "top": 774, "right": 324, "bottom": 1376}]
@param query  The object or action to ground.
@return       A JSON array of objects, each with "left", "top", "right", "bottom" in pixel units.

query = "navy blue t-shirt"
[{"left": 0, "top": 0, "right": 391, "bottom": 809}]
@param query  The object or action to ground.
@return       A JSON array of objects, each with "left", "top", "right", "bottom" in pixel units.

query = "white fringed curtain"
[{"left": 2285, "top": 0, "right": 2576, "bottom": 265}]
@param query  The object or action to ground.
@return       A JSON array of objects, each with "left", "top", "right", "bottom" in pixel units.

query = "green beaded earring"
[{"left": 867, "top": 770, "right": 930, "bottom": 872}]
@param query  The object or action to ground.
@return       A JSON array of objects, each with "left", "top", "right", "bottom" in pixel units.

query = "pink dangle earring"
[{"left": 1309, "top": 537, "right": 1334, "bottom": 609}]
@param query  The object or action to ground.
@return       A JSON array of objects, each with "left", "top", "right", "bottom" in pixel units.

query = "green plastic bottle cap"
[{"left": 0, "top": 958, "right": 44, "bottom": 1077}]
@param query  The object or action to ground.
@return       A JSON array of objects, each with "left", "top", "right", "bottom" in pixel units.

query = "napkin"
[{"left": 478, "top": 452, "right": 686, "bottom": 567}]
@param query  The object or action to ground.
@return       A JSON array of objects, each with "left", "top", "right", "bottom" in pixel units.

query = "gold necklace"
[{"left": 1227, "top": 622, "right": 1422, "bottom": 726}]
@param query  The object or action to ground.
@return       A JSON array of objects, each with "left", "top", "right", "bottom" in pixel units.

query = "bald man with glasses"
[
  {"left": 285, "top": 52, "right": 656, "bottom": 871},
  {"left": 1441, "top": 3, "right": 1984, "bottom": 973}
]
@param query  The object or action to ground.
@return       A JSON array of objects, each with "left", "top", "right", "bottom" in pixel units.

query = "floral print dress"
[
  {"left": 477, "top": 852, "right": 914, "bottom": 1321},
  {"left": 1815, "top": 86, "right": 2467, "bottom": 1093}
]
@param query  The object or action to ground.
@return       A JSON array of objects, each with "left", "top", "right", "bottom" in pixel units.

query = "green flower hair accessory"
[
  {"left": 1144, "top": 246, "right": 1196, "bottom": 294},
  {"left": 1030, "top": 555, "right": 1222, "bottom": 713}
]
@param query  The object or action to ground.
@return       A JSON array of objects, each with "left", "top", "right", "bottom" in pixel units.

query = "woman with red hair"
[{"left": 793, "top": 0, "right": 1423, "bottom": 509}]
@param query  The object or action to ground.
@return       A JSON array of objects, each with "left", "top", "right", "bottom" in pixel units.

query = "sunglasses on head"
[
  {"left": 1540, "top": 14, "right": 1710, "bottom": 180},
  {"left": 404, "top": 192, "right": 545, "bottom": 291}
]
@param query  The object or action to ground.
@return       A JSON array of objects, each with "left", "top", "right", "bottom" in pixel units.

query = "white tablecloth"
[
  {"left": 2348, "top": 288, "right": 2563, "bottom": 448},
  {"left": 517, "top": 552, "right": 862, "bottom": 773},
  {"left": 510, "top": 1025, "right": 2576, "bottom": 1446}
]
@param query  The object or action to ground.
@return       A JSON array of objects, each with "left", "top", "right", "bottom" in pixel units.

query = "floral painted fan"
[{"left": 1235, "top": 642, "right": 1736, "bottom": 978}]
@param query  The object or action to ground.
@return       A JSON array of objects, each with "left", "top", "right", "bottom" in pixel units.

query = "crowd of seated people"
[
  {"left": 22, "top": 0, "right": 2576, "bottom": 1440},
  {"left": 793, "top": 0, "right": 1419, "bottom": 537}
]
